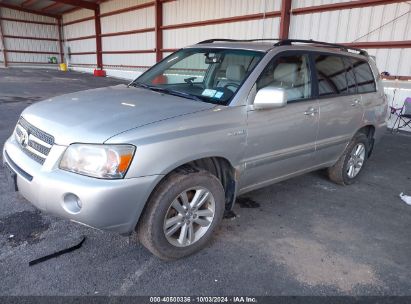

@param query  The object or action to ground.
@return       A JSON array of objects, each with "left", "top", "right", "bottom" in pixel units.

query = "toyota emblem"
[{"left": 19, "top": 129, "right": 29, "bottom": 147}]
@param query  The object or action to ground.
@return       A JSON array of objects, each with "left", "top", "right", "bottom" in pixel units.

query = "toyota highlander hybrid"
[{"left": 3, "top": 39, "right": 387, "bottom": 260}]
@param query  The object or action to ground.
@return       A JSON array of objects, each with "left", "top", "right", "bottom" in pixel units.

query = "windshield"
[{"left": 132, "top": 48, "right": 264, "bottom": 105}]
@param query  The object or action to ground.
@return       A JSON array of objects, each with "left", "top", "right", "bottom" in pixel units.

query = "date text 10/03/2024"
[{"left": 149, "top": 296, "right": 258, "bottom": 303}]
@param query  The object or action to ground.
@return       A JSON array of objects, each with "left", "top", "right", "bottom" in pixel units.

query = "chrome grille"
[{"left": 14, "top": 117, "right": 55, "bottom": 165}]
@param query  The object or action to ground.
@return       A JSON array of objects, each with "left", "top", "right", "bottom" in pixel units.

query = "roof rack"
[
  {"left": 274, "top": 39, "right": 368, "bottom": 56},
  {"left": 197, "top": 38, "right": 368, "bottom": 56},
  {"left": 197, "top": 38, "right": 281, "bottom": 44}
]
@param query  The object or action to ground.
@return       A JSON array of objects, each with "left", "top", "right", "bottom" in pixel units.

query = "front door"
[{"left": 240, "top": 53, "right": 319, "bottom": 192}]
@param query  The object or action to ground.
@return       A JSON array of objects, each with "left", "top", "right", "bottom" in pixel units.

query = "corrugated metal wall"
[
  {"left": 290, "top": 1, "right": 411, "bottom": 75},
  {"left": 62, "top": 9, "right": 96, "bottom": 67},
  {"left": 0, "top": 7, "right": 59, "bottom": 66},
  {"left": 60, "top": 0, "right": 411, "bottom": 77},
  {"left": 2, "top": 0, "right": 410, "bottom": 77},
  {"left": 61, "top": 0, "right": 281, "bottom": 70}
]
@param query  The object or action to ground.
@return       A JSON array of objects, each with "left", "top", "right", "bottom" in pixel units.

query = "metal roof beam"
[
  {"left": 0, "top": 3, "right": 57, "bottom": 18},
  {"left": 21, "top": 0, "right": 39, "bottom": 7},
  {"left": 42, "top": 2, "right": 65, "bottom": 12},
  {"left": 51, "top": 0, "right": 98, "bottom": 10},
  {"left": 292, "top": 0, "right": 409, "bottom": 15}
]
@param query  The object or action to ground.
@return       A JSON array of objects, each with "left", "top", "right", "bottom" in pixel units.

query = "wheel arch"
[
  {"left": 136, "top": 156, "right": 239, "bottom": 232},
  {"left": 163, "top": 156, "right": 238, "bottom": 211},
  {"left": 357, "top": 124, "right": 376, "bottom": 157}
]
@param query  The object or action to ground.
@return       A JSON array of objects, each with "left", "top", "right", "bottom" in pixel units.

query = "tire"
[
  {"left": 137, "top": 168, "right": 225, "bottom": 260},
  {"left": 327, "top": 133, "right": 370, "bottom": 185}
]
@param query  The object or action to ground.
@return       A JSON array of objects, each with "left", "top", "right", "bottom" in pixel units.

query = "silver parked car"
[{"left": 3, "top": 39, "right": 387, "bottom": 259}]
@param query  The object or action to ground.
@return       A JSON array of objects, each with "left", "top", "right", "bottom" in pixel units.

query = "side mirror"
[{"left": 253, "top": 87, "right": 287, "bottom": 110}]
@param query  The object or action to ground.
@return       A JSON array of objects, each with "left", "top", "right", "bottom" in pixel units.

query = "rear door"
[
  {"left": 313, "top": 53, "right": 364, "bottom": 164},
  {"left": 349, "top": 57, "right": 381, "bottom": 126}
]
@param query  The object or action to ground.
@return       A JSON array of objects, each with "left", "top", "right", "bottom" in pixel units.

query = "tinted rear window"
[
  {"left": 350, "top": 58, "right": 376, "bottom": 93},
  {"left": 314, "top": 55, "right": 348, "bottom": 96}
]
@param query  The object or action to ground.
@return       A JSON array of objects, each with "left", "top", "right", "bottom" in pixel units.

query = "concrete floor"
[{"left": 1, "top": 68, "right": 411, "bottom": 296}]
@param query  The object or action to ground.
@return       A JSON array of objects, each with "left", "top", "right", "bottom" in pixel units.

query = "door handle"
[
  {"left": 351, "top": 99, "right": 361, "bottom": 106},
  {"left": 304, "top": 107, "right": 318, "bottom": 116}
]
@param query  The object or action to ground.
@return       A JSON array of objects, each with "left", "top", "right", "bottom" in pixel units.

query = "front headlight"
[{"left": 59, "top": 144, "right": 135, "bottom": 179}]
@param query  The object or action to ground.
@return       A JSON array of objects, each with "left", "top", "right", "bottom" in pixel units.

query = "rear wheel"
[
  {"left": 327, "top": 133, "right": 369, "bottom": 185},
  {"left": 137, "top": 168, "right": 225, "bottom": 260}
]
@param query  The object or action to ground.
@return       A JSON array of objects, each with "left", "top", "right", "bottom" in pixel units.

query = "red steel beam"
[
  {"left": 57, "top": 17, "right": 64, "bottom": 63},
  {"left": 101, "top": 27, "right": 154, "bottom": 38},
  {"left": 21, "top": 0, "right": 39, "bottom": 7},
  {"left": 6, "top": 49, "right": 60, "bottom": 54},
  {"left": 279, "top": 0, "right": 292, "bottom": 39},
  {"left": 50, "top": 0, "right": 97, "bottom": 10},
  {"left": 70, "top": 50, "right": 156, "bottom": 55},
  {"left": 161, "top": 11, "right": 281, "bottom": 30},
  {"left": 161, "top": 48, "right": 178, "bottom": 53},
  {"left": 343, "top": 40, "right": 411, "bottom": 49},
  {"left": 292, "top": 0, "right": 408, "bottom": 15},
  {"left": 3, "top": 35, "right": 58, "bottom": 41},
  {"left": 155, "top": 0, "right": 163, "bottom": 62},
  {"left": 8, "top": 61, "right": 52, "bottom": 64},
  {"left": 42, "top": 2, "right": 65, "bottom": 12},
  {"left": 0, "top": 3, "right": 57, "bottom": 18},
  {"left": 66, "top": 34, "right": 96, "bottom": 42},
  {"left": 100, "top": 2, "right": 154, "bottom": 18},
  {"left": 102, "top": 50, "right": 155, "bottom": 54},
  {"left": 69, "top": 51, "right": 96, "bottom": 55},
  {"left": 63, "top": 16, "right": 94, "bottom": 26},
  {"left": 0, "top": 11, "right": 8, "bottom": 67},
  {"left": 0, "top": 17, "right": 56, "bottom": 25},
  {"left": 67, "top": 27, "right": 155, "bottom": 41},
  {"left": 94, "top": 7, "right": 103, "bottom": 69}
]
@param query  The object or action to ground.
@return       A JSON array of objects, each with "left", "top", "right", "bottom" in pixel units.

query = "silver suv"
[{"left": 2, "top": 39, "right": 387, "bottom": 260}]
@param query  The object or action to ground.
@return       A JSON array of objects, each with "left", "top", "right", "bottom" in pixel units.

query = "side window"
[
  {"left": 343, "top": 57, "right": 357, "bottom": 94},
  {"left": 257, "top": 54, "right": 311, "bottom": 102},
  {"left": 350, "top": 58, "right": 376, "bottom": 93},
  {"left": 314, "top": 55, "right": 348, "bottom": 96}
]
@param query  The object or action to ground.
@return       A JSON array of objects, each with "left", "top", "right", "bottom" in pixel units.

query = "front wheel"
[
  {"left": 137, "top": 168, "right": 225, "bottom": 260},
  {"left": 327, "top": 133, "right": 370, "bottom": 185}
]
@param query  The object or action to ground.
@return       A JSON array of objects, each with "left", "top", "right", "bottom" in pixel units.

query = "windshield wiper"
[
  {"left": 128, "top": 81, "right": 150, "bottom": 89},
  {"left": 129, "top": 82, "right": 203, "bottom": 102},
  {"left": 155, "top": 88, "right": 204, "bottom": 102}
]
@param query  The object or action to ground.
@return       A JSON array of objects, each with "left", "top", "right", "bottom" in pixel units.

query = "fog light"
[{"left": 62, "top": 193, "right": 82, "bottom": 214}]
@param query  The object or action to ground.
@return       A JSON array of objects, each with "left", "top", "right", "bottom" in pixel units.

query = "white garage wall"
[
  {"left": 62, "top": 9, "right": 96, "bottom": 67},
  {"left": 100, "top": 0, "right": 153, "bottom": 14},
  {"left": 0, "top": 7, "right": 59, "bottom": 66},
  {"left": 58, "top": 0, "right": 411, "bottom": 79},
  {"left": 61, "top": 0, "right": 281, "bottom": 73},
  {"left": 162, "top": 0, "right": 281, "bottom": 49},
  {"left": 290, "top": 1, "right": 411, "bottom": 75},
  {"left": 163, "top": 18, "right": 280, "bottom": 49},
  {"left": 162, "top": 0, "right": 281, "bottom": 25}
]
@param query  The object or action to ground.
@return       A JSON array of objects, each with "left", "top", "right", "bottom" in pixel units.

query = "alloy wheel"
[{"left": 163, "top": 187, "right": 215, "bottom": 247}]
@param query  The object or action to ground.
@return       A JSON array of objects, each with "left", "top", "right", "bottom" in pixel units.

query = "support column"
[
  {"left": 0, "top": 8, "right": 8, "bottom": 67},
  {"left": 57, "top": 17, "right": 64, "bottom": 64},
  {"left": 94, "top": 6, "right": 103, "bottom": 70},
  {"left": 155, "top": 0, "right": 163, "bottom": 62},
  {"left": 279, "top": 0, "right": 292, "bottom": 40}
]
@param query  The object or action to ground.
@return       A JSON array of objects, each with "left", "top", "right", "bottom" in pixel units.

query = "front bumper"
[{"left": 2, "top": 135, "right": 162, "bottom": 234}]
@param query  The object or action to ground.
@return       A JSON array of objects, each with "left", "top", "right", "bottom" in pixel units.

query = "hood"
[{"left": 22, "top": 84, "right": 215, "bottom": 145}]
